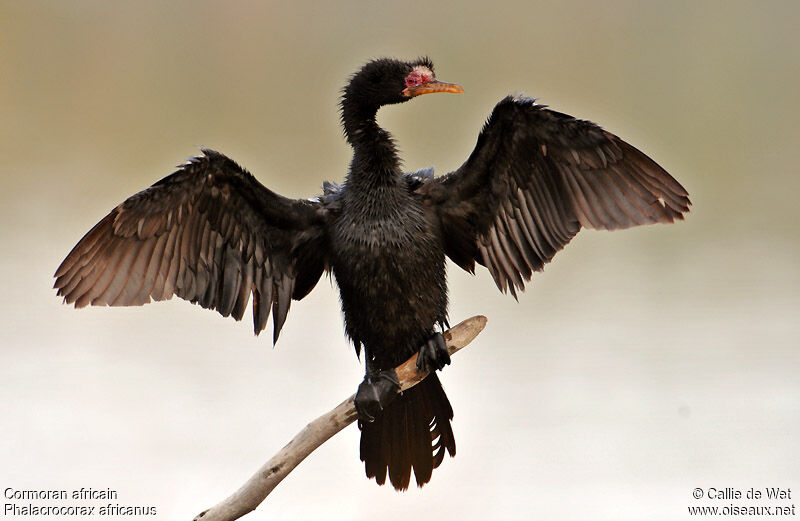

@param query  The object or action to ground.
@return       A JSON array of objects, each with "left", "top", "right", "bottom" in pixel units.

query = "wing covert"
[{"left": 54, "top": 149, "right": 329, "bottom": 343}]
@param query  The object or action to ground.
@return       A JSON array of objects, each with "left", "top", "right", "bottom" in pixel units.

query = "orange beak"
[{"left": 402, "top": 80, "right": 464, "bottom": 98}]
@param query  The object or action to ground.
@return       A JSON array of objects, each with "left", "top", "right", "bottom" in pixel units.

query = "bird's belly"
[{"left": 331, "top": 219, "right": 447, "bottom": 368}]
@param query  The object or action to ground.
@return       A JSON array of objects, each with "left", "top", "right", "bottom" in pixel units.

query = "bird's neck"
[{"left": 342, "top": 105, "right": 403, "bottom": 191}]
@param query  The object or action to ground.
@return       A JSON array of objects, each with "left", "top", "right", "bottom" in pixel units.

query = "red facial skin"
[{"left": 405, "top": 67, "right": 433, "bottom": 88}]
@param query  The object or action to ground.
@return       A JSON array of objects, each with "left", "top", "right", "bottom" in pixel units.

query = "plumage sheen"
[{"left": 55, "top": 57, "right": 690, "bottom": 490}]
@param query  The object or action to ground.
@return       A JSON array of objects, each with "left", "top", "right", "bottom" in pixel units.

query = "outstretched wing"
[
  {"left": 416, "top": 96, "right": 691, "bottom": 297},
  {"left": 54, "top": 149, "right": 329, "bottom": 343}
]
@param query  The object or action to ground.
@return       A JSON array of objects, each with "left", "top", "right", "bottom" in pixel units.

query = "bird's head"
[{"left": 342, "top": 57, "right": 463, "bottom": 112}]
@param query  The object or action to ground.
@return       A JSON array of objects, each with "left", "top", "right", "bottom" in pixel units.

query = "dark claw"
[
  {"left": 354, "top": 369, "right": 400, "bottom": 423},
  {"left": 416, "top": 332, "right": 451, "bottom": 373}
]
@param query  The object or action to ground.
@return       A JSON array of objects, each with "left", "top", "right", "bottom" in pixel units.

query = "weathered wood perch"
[{"left": 194, "top": 315, "right": 488, "bottom": 521}]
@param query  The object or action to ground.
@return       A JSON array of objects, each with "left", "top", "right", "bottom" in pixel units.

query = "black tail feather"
[{"left": 359, "top": 373, "right": 455, "bottom": 490}]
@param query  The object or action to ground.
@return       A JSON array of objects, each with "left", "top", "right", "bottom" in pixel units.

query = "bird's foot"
[
  {"left": 354, "top": 369, "right": 400, "bottom": 423},
  {"left": 416, "top": 332, "right": 451, "bottom": 373}
]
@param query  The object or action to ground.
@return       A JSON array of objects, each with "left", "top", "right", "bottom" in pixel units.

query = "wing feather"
[
  {"left": 416, "top": 96, "right": 690, "bottom": 295},
  {"left": 140, "top": 232, "right": 169, "bottom": 303},
  {"left": 55, "top": 149, "right": 329, "bottom": 342}
]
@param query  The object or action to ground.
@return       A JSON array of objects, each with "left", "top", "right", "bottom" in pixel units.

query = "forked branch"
[{"left": 194, "top": 315, "right": 488, "bottom": 521}]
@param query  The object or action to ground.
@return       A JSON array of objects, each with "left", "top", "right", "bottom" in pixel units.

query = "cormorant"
[{"left": 54, "top": 57, "right": 690, "bottom": 491}]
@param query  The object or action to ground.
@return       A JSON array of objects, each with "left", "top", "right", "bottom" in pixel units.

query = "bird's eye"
[{"left": 405, "top": 68, "right": 431, "bottom": 88}]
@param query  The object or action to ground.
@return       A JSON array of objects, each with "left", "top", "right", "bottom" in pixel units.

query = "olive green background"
[{"left": 2, "top": 1, "right": 798, "bottom": 519}]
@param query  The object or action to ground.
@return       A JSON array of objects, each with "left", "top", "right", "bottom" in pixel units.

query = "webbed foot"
[
  {"left": 354, "top": 369, "right": 400, "bottom": 423},
  {"left": 416, "top": 332, "right": 451, "bottom": 373}
]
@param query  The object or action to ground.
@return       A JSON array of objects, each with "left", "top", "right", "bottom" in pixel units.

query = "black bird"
[{"left": 54, "top": 57, "right": 690, "bottom": 490}]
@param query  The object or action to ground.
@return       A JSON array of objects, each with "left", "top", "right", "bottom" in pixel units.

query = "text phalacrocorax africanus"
[{"left": 54, "top": 57, "right": 691, "bottom": 490}]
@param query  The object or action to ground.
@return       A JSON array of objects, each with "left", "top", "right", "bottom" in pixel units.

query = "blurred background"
[{"left": 1, "top": 1, "right": 798, "bottom": 519}]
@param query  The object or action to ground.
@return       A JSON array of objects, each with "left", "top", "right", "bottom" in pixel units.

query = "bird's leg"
[
  {"left": 416, "top": 331, "right": 451, "bottom": 373},
  {"left": 354, "top": 359, "right": 400, "bottom": 423}
]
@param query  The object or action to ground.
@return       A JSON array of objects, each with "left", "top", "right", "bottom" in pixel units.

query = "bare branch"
[{"left": 194, "top": 315, "right": 488, "bottom": 521}]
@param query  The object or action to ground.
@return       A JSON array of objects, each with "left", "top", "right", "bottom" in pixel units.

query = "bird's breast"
[{"left": 329, "top": 201, "right": 448, "bottom": 366}]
